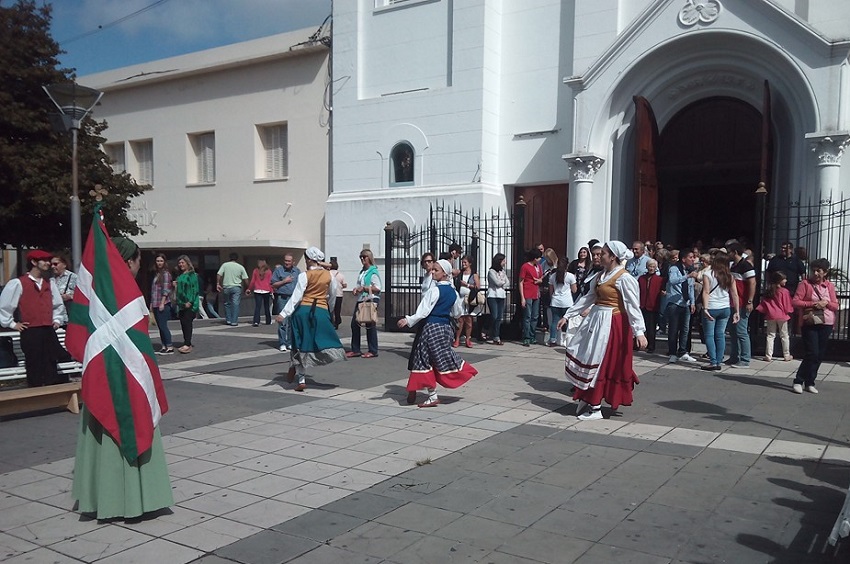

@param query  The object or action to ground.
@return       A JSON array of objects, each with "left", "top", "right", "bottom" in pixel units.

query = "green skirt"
[
  {"left": 290, "top": 303, "right": 346, "bottom": 368},
  {"left": 72, "top": 406, "right": 173, "bottom": 519}
]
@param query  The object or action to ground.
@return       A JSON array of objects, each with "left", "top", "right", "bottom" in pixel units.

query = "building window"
[
  {"left": 375, "top": 0, "right": 432, "bottom": 8},
  {"left": 256, "top": 123, "right": 288, "bottom": 179},
  {"left": 189, "top": 132, "right": 215, "bottom": 184},
  {"left": 389, "top": 220, "right": 410, "bottom": 248},
  {"left": 130, "top": 140, "right": 153, "bottom": 186},
  {"left": 104, "top": 142, "right": 125, "bottom": 173},
  {"left": 390, "top": 142, "right": 414, "bottom": 186}
]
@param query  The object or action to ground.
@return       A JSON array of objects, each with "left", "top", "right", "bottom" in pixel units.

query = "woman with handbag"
[
  {"left": 175, "top": 255, "right": 200, "bottom": 354},
  {"left": 791, "top": 258, "right": 838, "bottom": 394},
  {"left": 398, "top": 259, "right": 478, "bottom": 407},
  {"left": 276, "top": 247, "right": 345, "bottom": 391},
  {"left": 347, "top": 249, "right": 381, "bottom": 358},
  {"left": 453, "top": 256, "right": 481, "bottom": 348}
]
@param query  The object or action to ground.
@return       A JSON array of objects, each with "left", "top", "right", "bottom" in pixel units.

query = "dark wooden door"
[
  {"left": 633, "top": 96, "right": 660, "bottom": 243},
  {"left": 515, "top": 184, "right": 569, "bottom": 259}
]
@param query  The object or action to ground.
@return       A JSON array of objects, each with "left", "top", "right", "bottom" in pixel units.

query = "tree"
[{"left": 0, "top": 0, "right": 144, "bottom": 252}]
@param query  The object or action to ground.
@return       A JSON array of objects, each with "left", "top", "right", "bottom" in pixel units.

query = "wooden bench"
[
  {"left": 0, "top": 382, "right": 81, "bottom": 416},
  {"left": 0, "top": 328, "right": 83, "bottom": 416}
]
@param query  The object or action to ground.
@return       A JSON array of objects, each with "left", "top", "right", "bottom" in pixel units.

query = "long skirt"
[
  {"left": 565, "top": 309, "right": 638, "bottom": 410},
  {"left": 290, "top": 303, "right": 346, "bottom": 369},
  {"left": 72, "top": 407, "right": 173, "bottom": 519},
  {"left": 406, "top": 323, "right": 477, "bottom": 391}
]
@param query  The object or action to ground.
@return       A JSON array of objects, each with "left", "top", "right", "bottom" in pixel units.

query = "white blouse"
[
  {"left": 565, "top": 266, "right": 646, "bottom": 336},
  {"left": 404, "top": 281, "right": 464, "bottom": 327}
]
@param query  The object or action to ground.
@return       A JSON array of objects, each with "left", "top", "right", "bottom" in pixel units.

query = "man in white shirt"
[{"left": 0, "top": 250, "right": 69, "bottom": 387}]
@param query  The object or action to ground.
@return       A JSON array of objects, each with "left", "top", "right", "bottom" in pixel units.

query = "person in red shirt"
[
  {"left": 638, "top": 259, "right": 664, "bottom": 353},
  {"left": 756, "top": 271, "right": 794, "bottom": 361},
  {"left": 519, "top": 248, "right": 543, "bottom": 346}
]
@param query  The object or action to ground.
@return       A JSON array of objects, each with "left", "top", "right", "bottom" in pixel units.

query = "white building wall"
[{"left": 80, "top": 31, "right": 329, "bottom": 264}]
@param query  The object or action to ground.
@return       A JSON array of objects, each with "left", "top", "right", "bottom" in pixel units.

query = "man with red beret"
[{"left": 0, "top": 250, "right": 70, "bottom": 387}]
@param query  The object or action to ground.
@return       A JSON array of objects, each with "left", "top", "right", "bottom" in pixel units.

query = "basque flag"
[{"left": 66, "top": 209, "right": 168, "bottom": 463}]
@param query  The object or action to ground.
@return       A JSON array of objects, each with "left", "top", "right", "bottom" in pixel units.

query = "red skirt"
[
  {"left": 407, "top": 361, "right": 478, "bottom": 391},
  {"left": 574, "top": 312, "right": 639, "bottom": 409}
]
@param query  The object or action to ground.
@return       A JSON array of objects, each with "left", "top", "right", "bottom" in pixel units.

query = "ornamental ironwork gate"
[
  {"left": 766, "top": 190, "right": 850, "bottom": 342},
  {"left": 384, "top": 201, "right": 527, "bottom": 337}
]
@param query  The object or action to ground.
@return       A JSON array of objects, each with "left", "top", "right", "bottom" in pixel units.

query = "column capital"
[
  {"left": 562, "top": 153, "right": 605, "bottom": 182},
  {"left": 805, "top": 132, "right": 850, "bottom": 167}
]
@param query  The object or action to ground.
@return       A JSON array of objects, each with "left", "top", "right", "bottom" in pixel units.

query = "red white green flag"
[{"left": 66, "top": 211, "right": 168, "bottom": 463}]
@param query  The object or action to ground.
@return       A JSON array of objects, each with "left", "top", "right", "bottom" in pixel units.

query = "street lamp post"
[{"left": 43, "top": 82, "right": 103, "bottom": 272}]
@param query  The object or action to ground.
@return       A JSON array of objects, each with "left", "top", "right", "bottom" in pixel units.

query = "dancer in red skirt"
[
  {"left": 557, "top": 241, "right": 647, "bottom": 420},
  {"left": 398, "top": 259, "right": 478, "bottom": 407}
]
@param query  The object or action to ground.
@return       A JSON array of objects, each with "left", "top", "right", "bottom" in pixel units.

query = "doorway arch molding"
[{"left": 570, "top": 30, "right": 819, "bottom": 246}]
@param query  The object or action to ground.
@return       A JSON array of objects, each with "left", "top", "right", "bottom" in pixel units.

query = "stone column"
[
  {"left": 804, "top": 133, "right": 849, "bottom": 259},
  {"left": 562, "top": 153, "right": 605, "bottom": 257}
]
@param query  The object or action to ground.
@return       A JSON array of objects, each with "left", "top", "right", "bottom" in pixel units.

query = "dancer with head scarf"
[
  {"left": 398, "top": 259, "right": 478, "bottom": 407},
  {"left": 276, "top": 247, "right": 346, "bottom": 391},
  {"left": 70, "top": 235, "right": 173, "bottom": 519},
  {"left": 557, "top": 241, "right": 647, "bottom": 420}
]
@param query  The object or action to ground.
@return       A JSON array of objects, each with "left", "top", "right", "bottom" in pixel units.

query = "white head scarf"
[
  {"left": 605, "top": 240, "right": 633, "bottom": 262},
  {"left": 436, "top": 259, "right": 453, "bottom": 277},
  {"left": 305, "top": 246, "right": 325, "bottom": 262}
]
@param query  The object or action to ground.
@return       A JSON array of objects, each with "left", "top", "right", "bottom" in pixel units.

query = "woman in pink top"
[
  {"left": 791, "top": 258, "right": 839, "bottom": 394},
  {"left": 247, "top": 259, "right": 273, "bottom": 326},
  {"left": 756, "top": 272, "right": 794, "bottom": 362}
]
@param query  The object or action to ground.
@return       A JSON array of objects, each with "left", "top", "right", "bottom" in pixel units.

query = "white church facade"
[{"left": 326, "top": 0, "right": 850, "bottom": 270}]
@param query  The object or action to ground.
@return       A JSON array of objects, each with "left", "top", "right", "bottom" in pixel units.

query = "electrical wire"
[{"left": 59, "top": 0, "right": 174, "bottom": 45}]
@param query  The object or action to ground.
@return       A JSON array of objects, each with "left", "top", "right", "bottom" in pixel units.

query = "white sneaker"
[
  {"left": 279, "top": 345, "right": 288, "bottom": 352},
  {"left": 805, "top": 385, "right": 818, "bottom": 394},
  {"left": 679, "top": 353, "right": 698, "bottom": 363},
  {"left": 792, "top": 383, "right": 803, "bottom": 394},
  {"left": 668, "top": 355, "right": 678, "bottom": 363},
  {"left": 577, "top": 408, "right": 603, "bottom": 421}
]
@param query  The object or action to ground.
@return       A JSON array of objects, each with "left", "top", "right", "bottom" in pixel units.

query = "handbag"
[
  {"left": 355, "top": 294, "right": 378, "bottom": 326},
  {"left": 802, "top": 283, "right": 825, "bottom": 325}
]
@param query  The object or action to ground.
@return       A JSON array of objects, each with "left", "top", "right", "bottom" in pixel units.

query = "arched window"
[
  {"left": 389, "top": 219, "right": 409, "bottom": 248},
  {"left": 390, "top": 142, "right": 414, "bottom": 186}
]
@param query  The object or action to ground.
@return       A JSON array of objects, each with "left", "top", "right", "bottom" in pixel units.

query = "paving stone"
[
  {"left": 216, "top": 530, "right": 320, "bottom": 564},
  {"left": 329, "top": 521, "right": 425, "bottom": 559},
  {"left": 320, "top": 491, "right": 407, "bottom": 520},
  {"left": 432, "top": 514, "right": 524, "bottom": 550},
  {"left": 285, "top": 545, "right": 382, "bottom": 564},
  {"left": 271, "top": 508, "right": 366, "bottom": 542},
  {"left": 471, "top": 481, "right": 573, "bottom": 527},
  {"left": 495, "top": 527, "right": 594, "bottom": 564},
  {"left": 374, "top": 502, "right": 463, "bottom": 534}
]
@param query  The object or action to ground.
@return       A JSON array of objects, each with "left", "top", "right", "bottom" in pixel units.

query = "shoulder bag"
[
  {"left": 802, "top": 282, "right": 825, "bottom": 325},
  {"left": 355, "top": 290, "right": 379, "bottom": 326}
]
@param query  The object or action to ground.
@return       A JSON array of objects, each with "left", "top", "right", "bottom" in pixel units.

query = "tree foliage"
[{"left": 0, "top": 0, "right": 144, "bottom": 251}]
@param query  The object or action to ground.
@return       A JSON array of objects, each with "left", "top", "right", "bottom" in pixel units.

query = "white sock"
[
  {"left": 298, "top": 373, "right": 306, "bottom": 384},
  {"left": 427, "top": 389, "right": 438, "bottom": 402}
]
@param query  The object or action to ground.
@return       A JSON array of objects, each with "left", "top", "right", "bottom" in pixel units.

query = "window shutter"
[
  {"left": 198, "top": 133, "right": 215, "bottom": 182},
  {"left": 264, "top": 125, "right": 287, "bottom": 178},
  {"left": 138, "top": 142, "right": 153, "bottom": 185}
]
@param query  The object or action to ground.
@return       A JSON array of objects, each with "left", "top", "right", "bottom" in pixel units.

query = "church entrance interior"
[{"left": 655, "top": 97, "right": 762, "bottom": 248}]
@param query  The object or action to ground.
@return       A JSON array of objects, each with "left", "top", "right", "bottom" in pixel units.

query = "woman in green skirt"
[
  {"left": 71, "top": 236, "right": 173, "bottom": 519},
  {"left": 276, "top": 247, "right": 346, "bottom": 391}
]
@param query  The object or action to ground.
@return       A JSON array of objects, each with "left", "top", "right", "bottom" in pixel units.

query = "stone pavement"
[{"left": 1, "top": 317, "right": 850, "bottom": 563}]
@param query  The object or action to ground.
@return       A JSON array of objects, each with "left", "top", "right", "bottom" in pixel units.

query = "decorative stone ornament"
[{"left": 678, "top": 0, "right": 722, "bottom": 26}]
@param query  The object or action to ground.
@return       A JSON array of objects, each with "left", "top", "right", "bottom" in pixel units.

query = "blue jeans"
[
  {"left": 487, "top": 297, "right": 505, "bottom": 342},
  {"left": 253, "top": 293, "right": 271, "bottom": 325},
  {"left": 701, "top": 307, "right": 731, "bottom": 366},
  {"left": 153, "top": 305, "right": 172, "bottom": 348},
  {"left": 222, "top": 286, "right": 242, "bottom": 325},
  {"left": 665, "top": 303, "right": 690, "bottom": 357},
  {"left": 728, "top": 307, "right": 751, "bottom": 364},
  {"left": 522, "top": 299, "right": 539, "bottom": 341},
  {"left": 549, "top": 306, "right": 567, "bottom": 344},
  {"left": 276, "top": 295, "right": 292, "bottom": 347},
  {"left": 351, "top": 301, "right": 378, "bottom": 355},
  {"left": 795, "top": 324, "right": 832, "bottom": 386}
]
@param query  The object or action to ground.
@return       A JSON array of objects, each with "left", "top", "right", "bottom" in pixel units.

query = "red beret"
[{"left": 26, "top": 250, "right": 54, "bottom": 263}]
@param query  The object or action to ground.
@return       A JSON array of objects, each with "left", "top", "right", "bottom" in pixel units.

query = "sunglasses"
[{"left": 359, "top": 256, "right": 368, "bottom": 259}]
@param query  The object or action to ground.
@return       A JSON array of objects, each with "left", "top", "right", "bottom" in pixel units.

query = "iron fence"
[
  {"left": 384, "top": 201, "right": 526, "bottom": 337},
  {"left": 767, "top": 191, "right": 850, "bottom": 341}
]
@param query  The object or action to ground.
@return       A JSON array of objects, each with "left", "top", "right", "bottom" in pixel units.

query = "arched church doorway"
[{"left": 656, "top": 97, "right": 762, "bottom": 248}]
